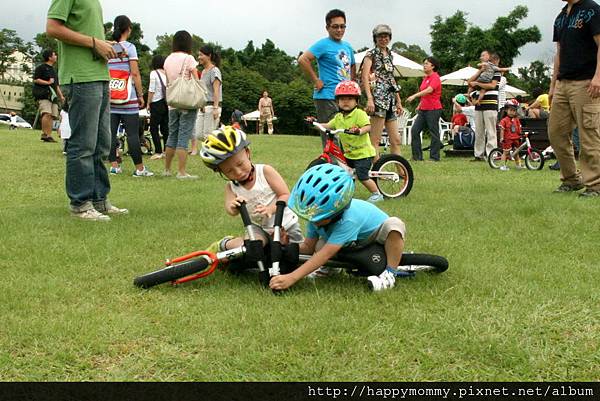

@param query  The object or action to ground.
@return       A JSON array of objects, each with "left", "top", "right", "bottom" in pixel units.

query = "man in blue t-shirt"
[{"left": 298, "top": 9, "right": 356, "bottom": 146}]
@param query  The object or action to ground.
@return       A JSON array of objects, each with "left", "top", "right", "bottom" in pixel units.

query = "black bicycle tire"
[
  {"left": 525, "top": 148, "right": 545, "bottom": 170},
  {"left": 487, "top": 148, "right": 503, "bottom": 169},
  {"left": 133, "top": 257, "right": 210, "bottom": 289},
  {"left": 400, "top": 253, "right": 448, "bottom": 273},
  {"left": 372, "top": 154, "right": 414, "bottom": 197}
]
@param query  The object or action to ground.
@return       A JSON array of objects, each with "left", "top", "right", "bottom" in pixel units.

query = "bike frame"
[{"left": 312, "top": 121, "right": 401, "bottom": 183}]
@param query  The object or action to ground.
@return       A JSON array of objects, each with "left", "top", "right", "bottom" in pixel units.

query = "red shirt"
[
  {"left": 451, "top": 113, "right": 468, "bottom": 127},
  {"left": 419, "top": 72, "right": 442, "bottom": 110},
  {"left": 499, "top": 116, "right": 521, "bottom": 140}
]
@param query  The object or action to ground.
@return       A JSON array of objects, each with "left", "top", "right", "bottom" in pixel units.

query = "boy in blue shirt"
[{"left": 269, "top": 164, "right": 409, "bottom": 292}]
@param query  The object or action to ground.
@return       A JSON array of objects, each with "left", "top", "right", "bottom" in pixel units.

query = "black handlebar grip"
[
  {"left": 274, "top": 201, "right": 286, "bottom": 228},
  {"left": 238, "top": 201, "right": 252, "bottom": 226}
]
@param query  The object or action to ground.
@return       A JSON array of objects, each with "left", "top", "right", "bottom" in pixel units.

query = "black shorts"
[{"left": 346, "top": 157, "right": 374, "bottom": 181}]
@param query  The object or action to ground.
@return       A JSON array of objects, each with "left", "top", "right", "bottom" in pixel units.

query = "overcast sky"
[{"left": 6, "top": 0, "right": 557, "bottom": 68}]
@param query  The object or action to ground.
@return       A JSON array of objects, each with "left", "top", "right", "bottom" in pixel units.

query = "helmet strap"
[{"left": 232, "top": 163, "right": 255, "bottom": 186}]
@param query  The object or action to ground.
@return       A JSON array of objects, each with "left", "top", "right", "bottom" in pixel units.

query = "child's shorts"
[
  {"left": 346, "top": 157, "right": 374, "bottom": 181},
  {"left": 502, "top": 137, "right": 521, "bottom": 150},
  {"left": 367, "top": 217, "right": 407, "bottom": 244}
]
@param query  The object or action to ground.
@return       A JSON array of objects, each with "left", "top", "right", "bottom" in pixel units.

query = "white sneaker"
[
  {"left": 367, "top": 193, "right": 384, "bottom": 203},
  {"left": 499, "top": 165, "right": 509, "bottom": 171},
  {"left": 105, "top": 205, "right": 129, "bottom": 215},
  {"left": 367, "top": 269, "right": 396, "bottom": 292},
  {"left": 162, "top": 170, "right": 172, "bottom": 177},
  {"left": 133, "top": 167, "right": 154, "bottom": 177},
  {"left": 71, "top": 208, "right": 111, "bottom": 222},
  {"left": 110, "top": 166, "right": 122, "bottom": 175},
  {"left": 150, "top": 153, "right": 164, "bottom": 160}
]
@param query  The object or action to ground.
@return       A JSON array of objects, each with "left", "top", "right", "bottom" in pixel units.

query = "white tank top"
[{"left": 229, "top": 164, "right": 299, "bottom": 230}]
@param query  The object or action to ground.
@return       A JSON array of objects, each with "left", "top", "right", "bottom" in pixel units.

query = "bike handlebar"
[
  {"left": 274, "top": 200, "right": 286, "bottom": 228},
  {"left": 309, "top": 120, "right": 359, "bottom": 136}
]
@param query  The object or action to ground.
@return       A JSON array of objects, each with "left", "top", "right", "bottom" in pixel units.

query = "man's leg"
[
  {"left": 474, "top": 111, "right": 486, "bottom": 159},
  {"left": 64, "top": 82, "right": 108, "bottom": 212},
  {"left": 548, "top": 80, "right": 581, "bottom": 187},
  {"left": 569, "top": 79, "right": 600, "bottom": 191},
  {"left": 315, "top": 99, "right": 338, "bottom": 148},
  {"left": 483, "top": 110, "right": 498, "bottom": 157}
]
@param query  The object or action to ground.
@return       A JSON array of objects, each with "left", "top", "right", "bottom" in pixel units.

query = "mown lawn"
[{"left": 0, "top": 125, "right": 598, "bottom": 381}]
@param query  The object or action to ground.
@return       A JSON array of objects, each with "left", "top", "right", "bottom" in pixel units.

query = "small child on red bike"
[
  {"left": 200, "top": 126, "right": 303, "bottom": 255},
  {"left": 315, "top": 80, "right": 384, "bottom": 203},
  {"left": 269, "top": 164, "right": 410, "bottom": 292},
  {"left": 498, "top": 99, "right": 523, "bottom": 171}
]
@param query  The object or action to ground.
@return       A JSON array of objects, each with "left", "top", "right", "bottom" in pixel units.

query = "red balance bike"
[{"left": 308, "top": 120, "right": 414, "bottom": 198}]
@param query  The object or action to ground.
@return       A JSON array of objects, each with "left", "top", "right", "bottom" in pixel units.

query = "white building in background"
[{"left": 0, "top": 51, "right": 32, "bottom": 112}]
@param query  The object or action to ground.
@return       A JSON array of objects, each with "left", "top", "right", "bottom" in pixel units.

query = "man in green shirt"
[{"left": 47, "top": 0, "right": 128, "bottom": 220}]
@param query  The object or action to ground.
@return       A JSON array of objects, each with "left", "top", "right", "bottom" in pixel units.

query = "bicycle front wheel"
[
  {"left": 371, "top": 154, "right": 414, "bottom": 198},
  {"left": 400, "top": 253, "right": 448, "bottom": 273},
  {"left": 133, "top": 257, "right": 210, "bottom": 289},
  {"left": 306, "top": 157, "right": 328, "bottom": 171},
  {"left": 487, "top": 148, "right": 503, "bottom": 169},
  {"left": 525, "top": 148, "right": 544, "bottom": 170}
]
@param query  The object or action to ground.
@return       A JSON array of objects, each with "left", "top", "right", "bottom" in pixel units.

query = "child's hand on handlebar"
[
  {"left": 348, "top": 126, "right": 361, "bottom": 135},
  {"left": 228, "top": 196, "right": 247, "bottom": 214},
  {"left": 269, "top": 272, "right": 298, "bottom": 291},
  {"left": 305, "top": 116, "right": 317, "bottom": 124}
]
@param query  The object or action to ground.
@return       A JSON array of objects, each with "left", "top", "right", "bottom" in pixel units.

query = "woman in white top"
[
  {"left": 147, "top": 54, "right": 168, "bottom": 159},
  {"left": 190, "top": 44, "right": 222, "bottom": 155}
]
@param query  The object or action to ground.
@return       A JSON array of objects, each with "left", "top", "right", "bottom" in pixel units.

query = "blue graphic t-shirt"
[
  {"left": 309, "top": 37, "right": 355, "bottom": 100},
  {"left": 306, "top": 199, "right": 388, "bottom": 246}
]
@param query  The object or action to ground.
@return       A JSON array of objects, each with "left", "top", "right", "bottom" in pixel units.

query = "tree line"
[{"left": 1, "top": 5, "right": 549, "bottom": 132}]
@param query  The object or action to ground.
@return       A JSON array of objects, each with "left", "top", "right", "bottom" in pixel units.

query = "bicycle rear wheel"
[
  {"left": 133, "top": 257, "right": 210, "bottom": 289},
  {"left": 400, "top": 253, "right": 448, "bottom": 273},
  {"left": 487, "top": 148, "right": 503, "bottom": 169},
  {"left": 371, "top": 154, "right": 414, "bottom": 198},
  {"left": 525, "top": 148, "right": 544, "bottom": 170}
]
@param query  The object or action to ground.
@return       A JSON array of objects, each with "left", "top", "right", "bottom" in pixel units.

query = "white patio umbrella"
[
  {"left": 504, "top": 84, "right": 528, "bottom": 98},
  {"left": 354, "top": 50, "right": 424, "bottom": 78}
]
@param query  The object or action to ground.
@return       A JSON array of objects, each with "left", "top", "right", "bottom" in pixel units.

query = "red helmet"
[
  {"left": 505, "top": 98, "right": 519, "bottom": 108},
  {"left": 335, "top": 80, "right": 361, "bottom": 98}
]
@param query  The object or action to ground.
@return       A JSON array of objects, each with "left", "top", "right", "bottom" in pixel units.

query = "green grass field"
[{"left": 0, "top": 125, "right": 598, "bottom": 381}]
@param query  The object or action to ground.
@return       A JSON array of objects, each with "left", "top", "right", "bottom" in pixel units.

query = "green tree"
[
  {"left": 0, "top": 29, "right": 30, "bottom": 81},
  {"left": 514, "top": 60, "right": 551, "bottom": 94},
  {"left": 391, "top": 42, "right": 428, "bottom": 63},
  {"left": 33, "top": 33, "right": 59, "bottom": 63},
  {"left": 430, "top": 6, "right": 541, "bottom": 74}
]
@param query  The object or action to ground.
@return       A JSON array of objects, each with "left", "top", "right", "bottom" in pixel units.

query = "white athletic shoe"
[{"left": 367, "top": 269, "right": 396, "bottom": 292}]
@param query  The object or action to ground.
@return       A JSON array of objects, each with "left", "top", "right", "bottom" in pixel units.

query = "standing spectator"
[
  {"left": 107, "top": 15, "right": 153, "bottom": 177},
  {"left": 47, "top": 0, "right": 128, "bottom": 221},
  {"left": 191, "top": 44, "right": 222, "bottom": 154},
  {"left": 230, "top": 108, "right": 245, "bottom": 130},
  {"left": 406, "top": 57, "right": 443, "bottom": 161},
  {"left": 298, "top": 9, "right": 356, "bottom": 147},
  {"left": 147, "top": 54, "right": 169, "bottom": 160},
  {"left": 549, "top": 0, "right": 600, "bottom": 197},
  {"left": 58, "top": 99, "right": 71, "bottom": 154},
  {"left": 33, "top": 49, "right": 64, "bottom": 142},
  {"left": 163, "top": 30, "right": 199, "bottom": 179},
  {"left": 9, "top": 112, "right": 18, "bottom": 130},
  {"left": 468, "top": 50, "right": 501, "bottom": 161},
  {"left": 258, "top": 90, "right": 275, "bottom": 135},
  {"left": 361, "top": 24, "right": 404, "bottom": 160}
]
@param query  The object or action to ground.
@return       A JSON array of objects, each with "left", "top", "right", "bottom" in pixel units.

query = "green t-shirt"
[
  {"left": 47, "top": 0, "right": 109, "bottom": 84},
  {"left": 328, "top": 108, "right": 375, "bottom": 160}
]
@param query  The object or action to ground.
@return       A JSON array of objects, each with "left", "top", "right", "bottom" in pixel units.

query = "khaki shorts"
[
  {"left": 39, "top": 100, "right": 59, "bottom": 118},
  {"left": 368, "top": 217, "right": 407, "bottom": 244}
]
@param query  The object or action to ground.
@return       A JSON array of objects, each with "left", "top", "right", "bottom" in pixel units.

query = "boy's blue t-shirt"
[
  {"left": 309, "top": 37, "right": 355, "bottom": 100},
  {"left": 306, "top": 199, "right": 388, "bottom": 246}
]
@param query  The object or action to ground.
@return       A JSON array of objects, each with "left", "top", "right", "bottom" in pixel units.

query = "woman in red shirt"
[{"left": 406, "top": 57, "right": 443, "bottom": 161}]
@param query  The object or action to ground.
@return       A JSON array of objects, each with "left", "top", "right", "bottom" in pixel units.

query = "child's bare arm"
[
  {"left": 224, "top": 184, "right": 243, "bottom": 216},
  {"left": 269, "top": 241, "right": 342, "bottom": 290}
]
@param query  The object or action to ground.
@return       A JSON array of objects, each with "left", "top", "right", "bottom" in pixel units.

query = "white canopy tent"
[
  {"left": 353, "top": 50, "right": 424, "bottom": 78},
  {"left": 440, "top": 66, "right": 528, "bottom": 98},
  {"left": 242, "top": 110, "right": 278, "bottom": 134}
]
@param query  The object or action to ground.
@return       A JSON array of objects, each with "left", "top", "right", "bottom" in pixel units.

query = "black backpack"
[{"left": 453, "top": 126, "right": 475, "bottom": 150}]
